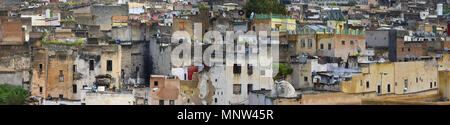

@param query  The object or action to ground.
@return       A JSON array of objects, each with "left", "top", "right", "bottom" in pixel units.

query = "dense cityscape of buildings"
[{"left": 0, "top": 0, "right": 450, "bottom": 105}]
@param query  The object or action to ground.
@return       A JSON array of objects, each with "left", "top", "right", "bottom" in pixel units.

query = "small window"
[
  {"left": 39, "top": 87, "right": 43, "bottom": 93},
  {"left": 247, "top": 64, "right": 253, "bottom": 75},
  {"left": 73, "top": 65, "right": 77, "bottom": 73},
  {"left": 341, "top": 40, "right": 345, "bottom": 45},
  {"left": 233, "top": 64, "right": 241, "bottom": 74},
  {"left": 260, "top": 70, "right": 265, "bottom": 76},
  {"left": 405, "top": 80, "right": 408, "bottom": 88},
  {"left": 308, "top": 39, "right": 313, "bottom": 48},
  {"left": 301, "top": 40, "right": 305, "bottom": 48},
  {"left": 39, "top": 64, "right": 43, "bottom": 72},
  {"left": 320, "top": 44, "right": 324, "bottom": 49},
  {"left": 247, "top": 84, "right": 253, "bottom": 94},
  {"left": 304, "top": 77, "right": 308, "bottom": 82},
  {"left": 360, "top": 80, "right": 362, "bottom": 86},
  {"left": 159, "top": 100, "right": 164, "bottom": 105},
  {"left": 214, "top": 98, "right": 218, "bottom": 103},
  {"left": 387, "top": 84, "right": 391, "bottom": 92},
  {"left": 430, "top": 82, "right": 433, "bottom": 88},
  {"left": 233, "top": 84, "right": 241, "bottom": 94},
  {"left": 328, "top": 43, "right": 331, "bottom": 50},
  {"left": 154, "top": 81, "right": 158, "bottom": 86},
  {"left": 89, "top": 60, "right": 94, "bottom": 70},
  {"left": 59, "top": 70, "right": 64, "bottom": 82},
  {"left": 187, "top": 99, "right": 190, "bottom": 103},
  {"left": 377, "top": 85, "right": 381, "bottom": 94},
  {"left": 59, "top": 94, "right": 63, "bottom": 99},
  {"left": 169, "top": 100, "right": 175, "bottom": 105},
  {"left": 434, "top": 82, "right": 437, "bottom": 87},
  {"left": 350, "top": 40, "right": 354, "bottom": 45},
  {"left": 73, "top": 84, "right": 77, "bottom": 93},
  {"left": 107, "top": 60, "right": 112, "bottom": 71},
  {"left": 408, "top": 48, "right": 410, "bottom": 51},
  {"left": 366, "top": 81, "right": 370, "bottom": 88}
]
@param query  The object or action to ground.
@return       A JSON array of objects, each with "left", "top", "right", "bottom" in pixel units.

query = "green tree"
[
  {"left": 243, "top": 0, "right": 289, "bottom": 17},
  {"left": 0, "top": 85, "right": 29, "bottom": 105},
  {"left": 274, "top": 63, "right": 293, "bottom": 80}
]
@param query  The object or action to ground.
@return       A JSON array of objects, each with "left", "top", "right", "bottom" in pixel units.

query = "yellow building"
[
  {"left": 439, "top": 70, "right": 450, "bottom": 99},
  {"left": 438, "top": 52, "right": 450, "bottom": 71},
  {"left": 341, "top": 60, "right": 438, "bottom": 96}
]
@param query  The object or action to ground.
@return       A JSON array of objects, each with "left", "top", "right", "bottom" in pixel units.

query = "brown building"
[
  {"left": 0, "top": 17, "right": 25, "bottom": 45},
  {"left": 396, "top": 38, "right": 427, "bottom": 62},
  {"left": 31, "top": 46, "right": 78, "bottom": 100},
  {"left": 150, "top": 75, "right": 182, "bottom": 105}
]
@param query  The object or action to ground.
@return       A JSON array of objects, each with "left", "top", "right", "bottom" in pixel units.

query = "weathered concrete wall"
[
  {"left": 91, "top": 5, "right": 128, "bottom": 31},
  {"left": 301, "top": 92, "right": 362, "bottom": 105},
  {"left": 84, "top": 92, "right": 135, "bottom": 105},
  {"left": 110, "top": 25, "right": 145, "bottom": 41},
  {"left": 0, "top": 0, "right": 20, "bottom": 9},
  {"left": 439, "top": 71, "right": 450, "bottom": 99},
  {"left": 0, "top": 17, "right": 25, "bottom": 45},
  {"left": 149, "top": 38, "right": 172, "bottom": 75},
  {"left": 121, "top": 41, "right": 151, "bottom": 85},
  {"left": 366, "top": 30, "right": 391, "bottom": 47},
  {"left": 0, "top": 72, "right": 28, "bottom": 86}
]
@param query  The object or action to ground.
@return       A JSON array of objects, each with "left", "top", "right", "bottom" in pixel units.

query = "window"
[
  {"left": 366, "top": 81, "right": 369, "bottom": 88},
  {"left": 39, "top": 87, "right": 42, "bottom": 93},
  {"left": 39, "top": 64, "right": 43, "bottom": 73},
  {"left": 408, "top": 48, "right": 410, "bottom": 51},
  {"left": 260, "top": 70, "right": 265, "bottom": 76},
  {"left": 377, "top": 85, "right": 381, "bottom": 94},
  {"left": 435, "top": 82, "right": 437, "bottom": 87},
  {"left": 387, "top": 84, "right": 391, "bottom": 92},
  {"left": 247, "top": 64, "right": 253, "bottom": 75},
  {"left": 187, "top": 99, "right": 190, "bottom": 103},
  {"left": 73, "top": 65, "right": 76, "bottom": 73},
  {"left": 402, "top": 48, "right": 404, "bottom": 52},
  {"left": 404, "top": 80, "right": 408, "bottom": 88},
  {"left": 350, "top": 40, "right": 354, "bottom": 45},
  {"left": 59, "top": 94, "right": 64, "bottom": 99},
  {"left": 59, "top": 70, "right": 64, "bottom": 82},
  {"left": 159, "top": 100, "right": 164, "bottom": 105},
  {"left": 301, "top": 40, "right": 305, "bottom": 48},
  {"left": 214, "top": 98, "right": 218, "bottom": 103},
  {"left": 233, "top": 84, "right": 241, "bottom": 94},
  {"left": 320, "top": 44, "right": 324, "bottom": 49},
  {"left": 73, "top": 84, "right": 77, "bottom": 93},
  {"left": 304, "top": 77, "right": 308, "bottom": 82},
  {"left": 416, "top": 77, "right": 418, "bottom": 83},
  {"left": 328, "top": 43, "right": 331, "bottom": 50},
  {"left": 430, "top": 82, "right": 433, "bottom": 88},
  {"left": 341, "top": 40, "right": 345, "bottom": 45},
  {"left": 247, "top": 84, "right": 253, "bottom": 94},
  {"left": 308, "top": 39, "right": 313, "bottom": 48},
  {"left": 107, "top": 60, "right": 112, "bottom": 71},
  {"left": 89, "top": 60, "right": 94, "bottom": 70},
  {"left": 233, "top": 64, "right": 241, "bottom": 74},
  {"left": 154, "top": 81, "right": 158, "bottom": 86},
  {"left": 169, "top": 100, "right": 175, "bottom": 105},
  {"left": 360, "top": 80, "right": 362, "bottom": 86}
]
